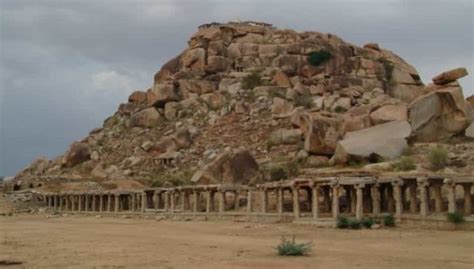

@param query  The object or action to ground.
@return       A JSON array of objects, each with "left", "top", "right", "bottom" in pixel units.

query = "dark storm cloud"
[{"left": 0, "top": 0, "right": 473, "bottom": 175}]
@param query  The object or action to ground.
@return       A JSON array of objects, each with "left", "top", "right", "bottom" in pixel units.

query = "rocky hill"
[{"left": 14, "top": 21, "right": 474, "bottom": 191}]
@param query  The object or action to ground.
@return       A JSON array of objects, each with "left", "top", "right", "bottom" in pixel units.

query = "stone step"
[{"left": 293, "top": 217, "right": 336, "bottom": 228}]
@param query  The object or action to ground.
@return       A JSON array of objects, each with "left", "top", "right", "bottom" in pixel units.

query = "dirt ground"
[{"left": 0, "top": 215, "right": 473, "bottom": 269}]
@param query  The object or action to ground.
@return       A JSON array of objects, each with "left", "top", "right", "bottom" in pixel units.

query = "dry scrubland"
[{"left": 1, "top": 215, "right": 473, "bottom": 269}]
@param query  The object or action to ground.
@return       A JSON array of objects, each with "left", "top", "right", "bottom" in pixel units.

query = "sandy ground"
[{"left": 0, "top": 215, "right": 473, "bottom": 269}]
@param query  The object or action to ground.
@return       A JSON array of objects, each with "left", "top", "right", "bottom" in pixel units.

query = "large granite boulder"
[
  {"left": 62, "top": 142, "right": 91, "bottom": 168},
  {"left": 304, "top": 113, "right": 344, "bottom": 155},
  {"left": 191, "top": 149, "right": 259, "bottom": 185},
  {"left": 333, "top": 120, "right": 412, "bottom": 164},
  {"left": 370, "top": 104, "right": 408, "bottom": 125},
  {"left": 130, "top": 107, "right": 163, "bottom": 128},
  {"left": 432, "top": 67, "right": 468, "bottom": 85},
  {"left": 408, "top": 86, "right": 470, "bottom": 142},
  {"left": 269, "top": 128, "right": 303, "bottom": 145},
  {"left": 147, "top": 83, "right": 180, "bottom": 107}
]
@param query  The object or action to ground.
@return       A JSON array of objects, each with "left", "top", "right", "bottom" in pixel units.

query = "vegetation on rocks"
[
  {"left": 446, "top": 212, "right": 465, "bottom": 224},
  {"left": 383, "top": 214, "right": 395, "bottom": 227},
  {"left": 393, "top": 156, "right": 416, "bottom": 171},
  {"left": 307, "top": 50, "right": 332, "bottom": 66},
  {"left": 427, "top": 146, "right": 449, "bottom": 170},
  {"left": 276, "top": 235, "right": 311, "bottom": 256},
  {"left": 242, "top": 72, "right": 262, "bottom": 90}
]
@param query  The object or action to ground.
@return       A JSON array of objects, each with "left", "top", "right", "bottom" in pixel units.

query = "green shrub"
[
  {"left": 334, "top": 106, "right": 347, "bottom": 113},
  {"left": 294, "top": 93, "right": 314, "bottom": 109},
  {"left": 347, "top": 219, "right": 362, "bottom": 229},
  {"left": 337, "top": 216, "right": 349, "bottom": 229},
  {"left": 361, "top": 217, "right": 375, "bottom": 228},
  {"left": 307, "top": 50, "right": 332, "bottom": 66},
  {"left": 427, "top": 146, "right": 449, "bottom": 170},
  {"left": 270, "top": 167, "right": 288, "bottom": 181},
  {"left": 242, "top": 72, "right": 262, "bottom": 90},
  {"left": 447, "top": 212, "right": 465, "bottom": 224},
  {"left": 393, "top": 156, "right": 416, "bottom": 171},
  {"left": 276, "top": 235, "right": 311, "bottom": 256},
  {"left": 383, "top": 214, "right": 395, "bottom": 227}
]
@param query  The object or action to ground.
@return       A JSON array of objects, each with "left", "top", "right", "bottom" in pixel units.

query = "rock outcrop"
[{"left": 13, "top": 21, "right": 473, "bottom": 189}]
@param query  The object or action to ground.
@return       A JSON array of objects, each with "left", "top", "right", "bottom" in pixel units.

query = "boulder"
[
  {"left": 465, "top": 121, "right": 474, "bottom": 139},
  {"left": 205, "top": 56, "right": 230, "bottom": 73},
  {"left": 62, "top": 142, "right": 91, "bottom": 168},
  {"left": 128, "top": 91, "right": 147, "bottom": 104},
  {"left": 269, "top": 128, "right": 303, "bottom": 145},
  {"left": 130, "top": 107, "right": 163, "bottom": 128},
  {"left": 164, "top": 102, "right": 180, "bottom": 120},
  {"left": 191, "top": 149, "right": 259, "bottom": 185},
  {"left": 180, "top": 48, "right": 206, "bottom": 71},
  {"left": 432, "top": 67, "right": 468, "bottom": 85},
  {"left": 306, "top": 155, "right": 329, "bottom": 168},
  {"left": 148, "top": 83, "right": 180, "bottom": 107},
  {"left": 271, "top": 97, "right": 294, "bottom": 116},
  {"left": 331, "top": 97, "right": 351, "bottom": 112},
  {"left": 333, "top": 121, "right": 412, "bottom": 164},
  {"left": 408, "top": 86, "right": 470, "bottom": 142},
  {"left": 272, "top": 70, "right": 292, "bottom": 88},
  {"left": 370, "top": 104, "right": 407, "bottom": 125},
  {"left": 201, "top": 93, "right": 226, "bottom": 110},
  {"left": 304, "top": 113, "right": 344, "bottom": 155}
]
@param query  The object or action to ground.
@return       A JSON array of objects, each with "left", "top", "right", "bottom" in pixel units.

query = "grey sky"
[{"left": 1, "top": 0, "right": 473, "bottom": 176}]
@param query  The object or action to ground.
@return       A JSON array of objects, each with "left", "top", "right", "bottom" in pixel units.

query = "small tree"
[
  {"left": 383, "top": 214, "right": 395, "bottom": 227},
  {"left": 427, "top": 146, "right": 448, "bottom": 170}
]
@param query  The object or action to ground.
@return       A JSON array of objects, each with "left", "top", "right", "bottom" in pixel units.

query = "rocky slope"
[{"left": 14, "top": 21, "right": 474, "bottom": 190}]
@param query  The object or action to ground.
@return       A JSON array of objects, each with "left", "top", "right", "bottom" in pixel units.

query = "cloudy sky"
[{"left": 0, "top": 0, "right": 473, "bottom": 176}]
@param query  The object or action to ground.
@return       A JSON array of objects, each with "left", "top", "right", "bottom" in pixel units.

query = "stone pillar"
[
  {"left": 153, "top": 191, "right": 160, "bottom": 210},
  {"left": 170, "top": 191, "right": 175, "bottom": 214},
  {"left": 65, "top": 195, "right": 70, "bottom": 211},
  {"left": 83, "top": 194, "right": 89, "bottom": 212},
  {"left": 234, "top": 191, "right": 239, "bottom": 210},
  {"left": 99, "top": 195, "right": 104, "bottom": 212},
  {"left": 386, "top": 185, "right": 394, "bottom": 213},
  {"left": 463, "top": 183, "right": 472, "bottom": 215},
  {"left": 247, "top": 190, "right": 253, "bottom": 213},
  {"left": 59, "top": 195, "right": 63, "bottom": 211},
  {"left": 444, "top": 179, "right": 456, "bottom": 214},
  {"left": 311, "top": 184, "right": 319, "bottom": 220},
  {"left": 114, "top": 194, "right": 120, "bottom": 213},
  {"left": 206, "top": 191, "right": 212, "bottom": 213},
  {"left": 91, "top": 195, "right": 97, "bottom": 212},
  {"left": 418, "top": 178, "right": 429, "bottom": 216},
  {"left": 164, "top": 192, "right": 170, "bottom": 212},
  {"left": 355, "top": 184, "right": 364, "bottom": 220},
  {"left": 392, "top": 180, "right": 403, "bottom": 220},
  {"left": 409, "top": 184, "right": 417, "bottom": 213},
  {"left": 292, "top": 186, "right": 300, "bottom": 219},
  {"left": 218, "top": 191, "right": 225, "bottom": 215},
  {"left": 48, "top": 195, "right": 53, "bottom": 208},
  {"left": 350, "top": 188, "right": 356, "bottom": 214},
  {"left": 131, "top": 193, "right": 136, "bottom": 212},
  {"left": 107, "top": 194, "right": 112, "bottom": 212},
  {"left": 193, "top": 191, "right": 199, "bottom": 213},
  {"left": 52, "top": 196, "right": 57, "bottom": 211},
  {"left": 78, "top": 195, "right": 84, "bottom": 212},
  {"left": 261, "top": 189, "right": 268, "bottom": 213},
  {"left": 141, "top": 192, "right": 146, "bottom": 212},
  {"left": 433, "top": 184, "right": 443, "bottom": 213},
  {"left": 331, "top": 184, "right": 340, "bottom": 219},
  {"left": 277, "top": 188, "right": 283, "bottom": 216},
  {"left": 371, "top": 184, "right": 380, "bottom": 215},
  {"left": 180, "top": 191, "right": 186, "bottom": 212},
  {"left": 323, "top": 187, "right": 331, "bottom": 212}
]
